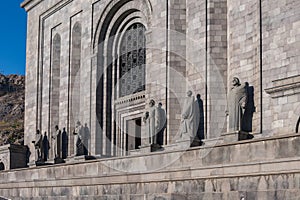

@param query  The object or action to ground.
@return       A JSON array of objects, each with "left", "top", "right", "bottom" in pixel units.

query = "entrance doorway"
[{"left": 126, "top": 118, "right": 142, "bottom": 151}]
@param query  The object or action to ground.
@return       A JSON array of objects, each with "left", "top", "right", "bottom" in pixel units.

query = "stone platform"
[{"left": 1, "top": 134, "right": 300, "bottom": 199}]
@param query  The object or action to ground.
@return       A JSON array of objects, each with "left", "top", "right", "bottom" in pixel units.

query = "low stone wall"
[
  {"left": 1, "top": 134, "right": 300, "bottom": 199},
  {"left": 0, "top": 144, "right": 28, "bottom": 170}
]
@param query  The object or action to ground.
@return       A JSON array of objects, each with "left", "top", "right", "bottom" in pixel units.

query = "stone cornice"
[
  {"left": 20, "top": 0, "right": 42, "bottom": 12},
  {"left": 265, "top": 75, "right": 300, "bottom": 98}
]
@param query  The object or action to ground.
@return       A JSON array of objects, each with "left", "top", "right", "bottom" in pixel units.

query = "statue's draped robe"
[
  {"left": 144, "top": 106, "right": 158, "bottom": 144},
  {"left": 74, "top": 125, "right": 84, "bottom": 156},
  {"left": 228, "top": 84, "right": 247, "bottom": 132},
  {"left": 52, "top": 130, "right": 61, "bottom": 158},
  {"left": 181, "top": 96, "right": 196, "bottom": 138},
  {"left": 146, "top": 106, "right": 157, "bottom": 144},
  {"left": 35, "top": 133, "right": 42, "bottom": 160}
]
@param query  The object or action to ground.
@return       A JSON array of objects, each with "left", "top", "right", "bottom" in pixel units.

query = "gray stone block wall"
[
  {"left": 22, "top": 0, "right": 300, "bottom": 161},
  {"left": 1, "top": 135, "right": 300, "bottom": 199},
  {"left": 261, "top": 0, "right": 300, "bottom": 135},
  {"left": 227, "top": 0, "right": 262, "bottom": 134}
]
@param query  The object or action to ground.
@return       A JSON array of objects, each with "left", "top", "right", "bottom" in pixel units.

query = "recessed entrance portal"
[{"left": 126, "top": 118, "right": 142, "bottom": 151}]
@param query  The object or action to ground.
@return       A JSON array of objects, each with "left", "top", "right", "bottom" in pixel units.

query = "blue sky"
[{"left": 0, "top": 0, "right": 27, "bottom": 75}]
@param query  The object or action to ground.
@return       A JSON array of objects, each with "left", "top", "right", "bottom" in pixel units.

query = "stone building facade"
[{"left": 0, "top": 0, "right": 299, "bottom": 199}]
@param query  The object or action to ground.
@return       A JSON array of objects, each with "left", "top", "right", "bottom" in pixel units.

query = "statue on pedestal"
[
  {"left": 73, "top": 121, "right": 84, "bottom": 156},
  {"left": 33, "top": 130, "right": 42, "bottom": 162},
  {"left": 156, "top": 102, "right": 166, "bottom": 145},
  {"left": 180, "top": 91, "right": 197, "bottom": 140},
  {"left": 226, "top": 77, "right": 255, "bottom": 139},
  {"left": 52, "top": 125, "right": 61, "bottom": 159},
  {"left": 226, "top": 77, "right": 247, "bottom": 132},
  {"left": 143, "top": 99, "right": 157, "bottom": 145}
]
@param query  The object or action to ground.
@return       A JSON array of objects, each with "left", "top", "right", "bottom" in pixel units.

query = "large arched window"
[{"left": 119, "top": 23, "right": 146, "bottom": 98}]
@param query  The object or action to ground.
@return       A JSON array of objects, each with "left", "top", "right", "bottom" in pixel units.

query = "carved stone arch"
[
  {"left": 95, "top": 0, "right": 150, "bottom": 156},
  {"left": 112, "top": 15, "right": 144, "bottom": 58},
  {"left": 114, "top": 17, "right": 147, "bottom": 59},
  {"left": 93, "top": 0, "right": 152, "bottom": 50},
  {"left": 109, "top": 11, "right": 148, "bottom": 57}
]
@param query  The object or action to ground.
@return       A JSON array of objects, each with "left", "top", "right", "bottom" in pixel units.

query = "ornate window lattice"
[{"left": 119, "top": 23, "right": 146, "bottom": 98}]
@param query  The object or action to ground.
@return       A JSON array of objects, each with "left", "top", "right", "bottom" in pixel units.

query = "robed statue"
[
  {"left": 180, "top": 91, "right": 197, "bottom": 140},
  {"left": 226, "top": 77, "right": 248, "bottom": 132}
]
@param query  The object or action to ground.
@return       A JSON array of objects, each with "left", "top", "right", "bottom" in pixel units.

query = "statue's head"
[
  {"left": 187, "top": 90, "right": 193, "bottom": 97},
  {"left": 232, "top": 77, "right": 241, "bottom": 87},
  {"left": 76, "top": 121, "right": 81, "bottom": 126},
  {"left": 149, "top": 99, "right": 155, "bottom": 107}
]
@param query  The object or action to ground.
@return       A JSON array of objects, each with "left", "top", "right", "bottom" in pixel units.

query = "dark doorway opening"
[{"left": 126, "top": 118, "right": 142, "bottom": 151}]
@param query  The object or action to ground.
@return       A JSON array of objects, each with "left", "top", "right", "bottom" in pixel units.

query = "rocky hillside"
[{"left": 0, "top": 74, "right": 25, "bottom": 146}]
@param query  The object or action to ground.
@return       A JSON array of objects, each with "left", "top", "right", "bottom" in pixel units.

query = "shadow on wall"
[
  {"left": 0, "top": 162, "right": 4, "bottom": 171},
  {"left": 296, "top": 116, "right": 300, "bottom": 133}
]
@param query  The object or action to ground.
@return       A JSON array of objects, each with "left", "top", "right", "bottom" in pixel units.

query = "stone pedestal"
[
  {"left": 202, "top": 137, "right": 223, "bottom": 147},
  {"left": 65, "top": 155, "right": 101, "bottom": 163},
  {"left": 222, "top": 131, "right": 254, "bottom": 143},
  {"left": 54, "top": 157, "right": 65, "bottom": 164},
  {"left": 164, "top": 139, "right": 191, "bottom": 151},
  {"left": 138, "top": 144, "right": 152, "bottom": 154},
  {"left": 130, "top": 144, "right": 163, "bottom": 155}
]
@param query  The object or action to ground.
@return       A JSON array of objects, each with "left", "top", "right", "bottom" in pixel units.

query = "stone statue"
[
  {"left": 180, "top": 91, "right": 197, "bottom": 140},
  {"left": 143, "top": 99, "right": 158, "bottom": 145},
  {"left": 52, "top": 125, "right": 61, "bottom": 158},
  {"left": 42, "top": 132, "right": 50, "bottom": 162},
  {"left": 73, "top": 121, "right": 84, "bottom": 156},
  {"left": 61, "top": 127, "right": 68, "bottom": 159},
  {"left": 195, "top": 94, "right": 204, "bottom": 143},
  {"left": 156, "top": 102, "right": 166, "bottom": 145},
  {"left": 33, "top": 130, "right": 42, "bottom": 161},
  {"left": 226, "top": 77, "right": 248, "bottom": 132}
]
